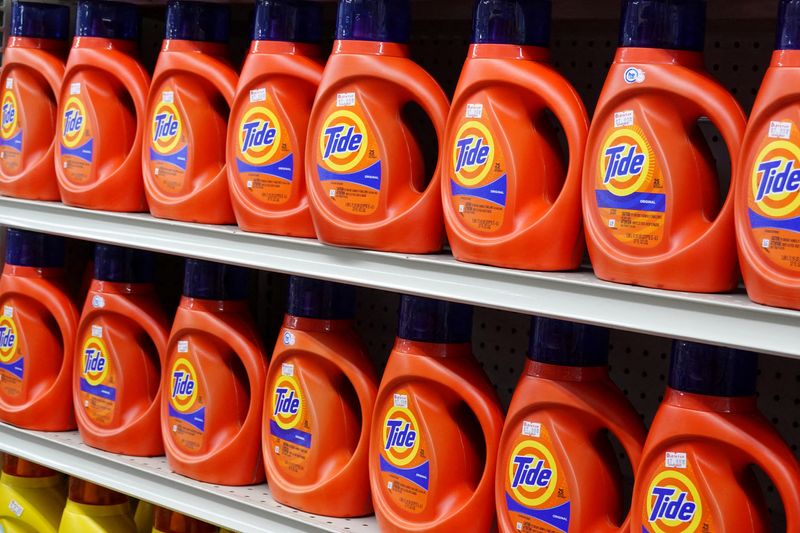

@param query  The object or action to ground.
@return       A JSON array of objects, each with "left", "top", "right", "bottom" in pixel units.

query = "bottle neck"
[
  {"left": 771, "top": 49, "right": 800, "bottom": 67},
  {"left": 7, "top": 36, "right": 68, "bottom": 52},
  {"left": 525, "top": 359, "right": 609, "bottom": 382},
  {"left": 180, "top": 295, "right": 247, "bottom": 313},
  {"left": 663, "top": 387, "right": 758, "bottom": 414},
  {"left": 161, "top": 39, "right": 228, "bottom": 58},
  {"left": 2, "top": 455, "right": 57, "bottom": 477},
  {"left": 2, "top": 263, "right": 64, "bottom": 279},
  {"left": 615, "top": 46, "right": 705, "bottom": 68},
  {"left": 250, "top": 40, "right": 321, "bottom": 57},
  {"left": 90, "top": 279, "right": 155, "bottom": 295},
  {"left": 283, "top": 314, "right": 353, "bottom": 333},
  {"left": 332, "top": 39, "right": 409, "bottom": 58},
  {"left": 72, "top": 35, "right": 138, "bottom": 54},
  {"left": 392, "top": 337, "right": 472, "bottom": 358},
  {"left": 468, "top": 43, "right": 550, "bottom": 61},
  {"left": 68, "top": 479, "right": 128, "bottom": 505}
]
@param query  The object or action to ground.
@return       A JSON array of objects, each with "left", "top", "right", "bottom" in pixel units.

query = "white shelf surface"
[
  {"left": 0, "top": 423, "right": 379, "bottom": 533},
  {"left": 0, "top": 197, "right": 798, "bottom": 358}
]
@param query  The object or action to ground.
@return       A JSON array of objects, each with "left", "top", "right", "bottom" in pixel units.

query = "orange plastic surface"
[
  {"left": 152, "top": 507, "right": 217, "bottom": 533},
  {"left": 67, "top": 478, "right": 128, "bottom": 506}
]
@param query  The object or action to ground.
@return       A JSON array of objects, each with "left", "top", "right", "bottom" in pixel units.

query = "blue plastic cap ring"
[
  {"left": 182, "top": 258, "right": 250, "bottom": 300},
  {"left": 5, "top": 228, "right": 66, "bottom": 268},
  {"left": 10, "top": 1, "right": 70, "bottom": 40},
  {"left": 287, "top": 276, "right": 356, "bottom": 319},
  {"left": 668, "top": 340, "right": 758, "bottom": 397},
  {"left": 94, "top": 244, "right": 155, "bottom": 283},
  {"left": 336, "top": 0, "right": 410, "bottom": 43},
  {"left": 397, "top": 295, "right": 472, "bottom": 344},
  {"left": 527, "top": 317, "right": 609, "bottom": 367},
  {"left": 166, "top": 0, "right": 230, "bottom": 43},
  {"left": 76, "top": 0, "right": 140, "bottom": 41},
  {"left": 471, "top": 0, "right": 551, "bottom": 47},
  {"left": 253, "top": 0, "right": 322, "bottom": 43},
  {"left": 777, "top": 0, "right": 800, "bottom": 50},
  {"left": 619, "top": 0, "right": 705, "bottom": 51}
]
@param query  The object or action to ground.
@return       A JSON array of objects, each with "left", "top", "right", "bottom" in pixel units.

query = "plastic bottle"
[
  {"left": 55, "top": 0, "right": 150, "bottom": 212},
  {"left": 0, "top": 455, "right": 66, "bottom": 533},
  {"left": 58, "top": 478, "right": 135, "bottom": 533},
  {"left": 0, "top": 229, "right": 78, "bottom": 431},
  {"left": 631, "top": 340, "right": 800, "bottom": 532},
  {"left": 74, "top": 244, "right": 169, "bottom": 456},
  {"left": 0, "top": 2, "right": 70, "bottom": 201},
  {"left": 143, "top": 0, "right": 237, "bottom": 224},
  {"left": 496, "top": 317, "right": 646, "bottom": 532},
  {"left": 306, "top": 0, "right": 449, "bottom": 253},
  {"left": 227, "top": 0, "right": 324, "bottom": 238},
  {"left": 134, "top": 500, "right": 154, "bottom": 533},
  {"left": 582, "top": 0, "right": 746, "bottom": 292},
  {"left": 369, "top": 295, "right": 503, "bottom": 532},
  {"left": 443, "top": 0, "right": 588, "bottom": 271},
  {"left": 264, "top": 276, "right": 376, "bottom": 516},
  {"left": 151, "top": 507, "right": 217, "bottom": 533},
  {"left": 162, "top": 259, "right": 267, "bottom": 485}
]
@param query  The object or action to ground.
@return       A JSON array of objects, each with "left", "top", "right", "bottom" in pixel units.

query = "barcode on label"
[
  {"left": 665, "top": 451, "right": 687, "bottom": 469},
  {"left": 281, "top": 363, "right": 294, "bottom": 377},
  {"left": 522, "top": 421, "right": 541, "bottom": 437},
  {"left": 3, "top": 306, "right": 12, "bottom": 318},
  {"left": 91, "top": 325, "right": 103, "bottom": 338},
  {"left": 69, "top": 82, "right": 81, "bottom": 95},
  {"left": 249, "top": 88, "right": 266, "bottom": 103},
  {"left": 769, "top": 121, "right": 792, "bottom": 139},
  {"left": 336, "top": 92, "right": 356, "bottom": 107},
  {"left": 614, "top": 110, "right": 634, "bottom": 127},
  {"left": 393, "top": 393, "right": 408, "bottom": 408},
  {"left": 177, "top": 340, "right": 189, "bottom": 353},
  {"left": 8, "top": 499, "right": 22, "bottom": 517},
  {"left": 162, "top": 91, "right": 174, "bottom": 104},
  {"left": 466, "top": 103, "right": 483, "bottom": 119},
  {"left": 5, "top": 78, "right": 12, "bottom": 89}
]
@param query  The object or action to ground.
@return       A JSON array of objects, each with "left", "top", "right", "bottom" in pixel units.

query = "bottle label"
[
  {"left": 316, "top": 94, "right": 382, "bottom": 216},
  {"left": 235, "top": 91, "right": 295, "bottom": 206},
  {"left": 503, "top": 421, "right": 571, "bottom": 533},
  {"left": 641, "top": 451, "right": 712, "bottom": 533},
  {"left": 747, "top": 119, "right": 800, "bottom": 271},
  {"left": 268, "top": 361, "right": 313, "bottom": 474},
  {"left": 60, "top": 85, "right": 95, "bottom": 184},
  {"left": 595, "top": 117, "right": 666, "bottom": 248},
  {"left": 167, "top": 348, "right": 206, "bottom": 452},
  {"left": 0, "top": 85, "right": 23, "bottom": 173},
  {"left": 450, "top": 110, "right": 507, "bottom": 233},
  {"left": 0, "top": 309, "right": 23, "bottom": 398},
  {"left": 377, "top": 390, "right": 429, "bottom": 514},
  {"left": 78, "top": 328, "right": 116, "bottom": 426},
  {"left": 149, "top": 90, "right": 188, "bottom": 194}
]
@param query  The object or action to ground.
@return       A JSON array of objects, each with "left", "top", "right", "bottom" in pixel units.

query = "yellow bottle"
[
  {"left": 135, "top": 500, "right": 155, "bottom": 533},
  {"left": 58, "top": 478, "right": 136, "bottom": 533},
  {"left": 0, "top": 455, "right": 66, "bottom": 533},
  {"left": 151, "top": 506, "right": 219, "bottom": 532}
]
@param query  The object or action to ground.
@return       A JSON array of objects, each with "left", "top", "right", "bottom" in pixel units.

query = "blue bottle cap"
[
  {"left": 397, "top": 295, "right": 472, "bottom": 344},
  {"left": 10, "top": 2, "right": 70, "bottom": 40},
  {"left": 471, "top": 0, "right": 551, "bottom": 47},
  {"left": 335, "top": 0, "right": 410, "bottom": 44},
  {"left": 619, "top": 0, "right": 705, "bottom": 51},
  {"left": 776, "top": 0, "right": 800, "bottom": 50},
  {"left": 287, "top": 276, "right": 356, "bottom": 319},
  {"left": 669, "top": 340, "right": 758, "bottom": 397},
  {"left": 253, "top": 0, "right": 322, "bottom": 43},
  {"left": 76, "top": 0, "right": 140, "bottom": 40},
  {"left": 527, "top": 317, "right": 609, "bottom": 367},
  {"left": 94, "top": 244, "right": 155, "bottom": 283},
  {"left": 166, "top": 0, "right": 230, "bottom": 43},
  {"left": 182, "top": 259, "right": 249, "bottom": 300},
  {"left": 5, "top": 228, "right": 65, "bottom": 268},
  {"left": 668, "top": 0, "right": 705, "bottom": 51}
]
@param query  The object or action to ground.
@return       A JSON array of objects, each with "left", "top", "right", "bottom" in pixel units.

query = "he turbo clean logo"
[
  {"left": 319, "top": 110, "right": 368, "bottom": 172},
  {"left": 1, "top": 90, "right": 18, "bottom": 141},
  {"left": 239, "top": 107, "right": 280, "bottom": 164},
  {"left": 272, "top": 375, "right": 303, "bottom": 430},
  {"left": 80, "top": 337, "right": 109, "bottom": 386},
  {"left": 0, "top": 315, "right": 18, "bottom": 362},
  {"left": 61, "top": 96, "right": 87, "bottom": 149},
  {"left": 151, "top": 102, "right": 183, "bottom": 156},
  {"left": 453, "top": 120, "right": 494, "bottom": 185},
  {"left": 508, "top": 440, "right": 557, "bottom": 506},
  {"left": 169, "top": 357, "right": 198, "bottom": 413},
  {"left": 645, "top": 471, "right": 701, "bottom": 533}
]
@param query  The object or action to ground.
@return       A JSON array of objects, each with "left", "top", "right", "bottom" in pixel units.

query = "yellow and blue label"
[
  {"left": 268, "top": 361, "right": 313, "bottom": 475},
  {"left": 747, "top": 120, "right": 800, "bottom": 271},
  {"left": 450, "top": 113, "right": 507, "bottom": 233},
  {"left": 168, "top": 352, "right": 206, "bottom": 452},
  {"left": 60, "top": 88, "right": 94, "bottom": 184},
  {"left": 149, "top": 90, "right": 188, "bottom": 194},
  {"left": 316, "top": 94, "right": 382, "bottom": 216},
  {"left": 378, "top": 391, "right": 429, "bottom": 514},
  {"left": 642, "top": 458, "right": 707, "bottom": 533},
  {"left": 0, "top": 85, "right": 23, "bottom": 173},
  {"left": 503, "top": 423, "right": 570, "bottom": 533},
  {"left": 235, "top": 92, "right": 295, "bottom": 206},
  {"left": 78, "top": 332, "right": 116, "bottom": 426},
  {"left": 595, "top": 119, "right": 665, "bottom": 248},
  {"left": 0, "top": 310, "right": 23, "bottom": 399}
]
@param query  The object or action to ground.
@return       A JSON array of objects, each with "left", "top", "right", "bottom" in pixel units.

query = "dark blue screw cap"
[
  {"left": 777, "top": 0, "right": 800, "bottom": 50},
  {"left": 471, "top": 0, "right": 551, "bottom": 47},
  {"left": 166, "top": 0, "right": 230, "bottom": 43},
  {"left": 253, "top": 0, "right": 322, "bottom": 43},
  {"left": 182, "top": 259, "right": 249, "bottom": 300},
  {"left": 336, "top": 0, "right": 410, "bottom": 44},
  {"left": 528, "top": 317, "right": 610, "bottom": 367},
  {"left": 94, "top": 244, "right": 155, "bottom": 284},
  {"left": 10, "top": 2, "right": 69, "bottom": 40},
  {"left": 669, "top": 340, "right": 758, "bottom": 397},
  {"left": 619, "top": 0, "right": 705, "bottom": 51},
  {"left": 287, "top": 276, "right": 356, "bottom": 319},
  {"left": 397, "top": 295, "right": 472, "bottom": 344},
  {"left": 76, "top": 0, "right": 140, "bottom": 41},
  {"left": 5, "top": 228, "right": 65, "bottom": 268}
]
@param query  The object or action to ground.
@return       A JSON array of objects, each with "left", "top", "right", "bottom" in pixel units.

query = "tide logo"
[
  {"left": 507, "top": 440, "right": 557, "bottom": 507},
  {"left": 382, "top": 406, "right": 421, "bottom": 466},
  {"left": 751, "top": 140, "right": 800, "bottom": 217},
  {"left": 238, "top": 106, "right": 281, "bottom": 165},
  {"left": 452, "top": 120, "right": 495, "bottom": 186},
  {"left": 599, "top": 128, "right": 653, "bottom": 196},
  {"left": 61, "top": 96, "right": 87, "bottom": 148},
  {"left": 170, "top": 357, "right": 198, "bottom": 413},
  {"left": 319, "top": 110, "right": 368, "bottom": 172},
  {"left": 81, "top": 337, "right": 110, "bottom": 386},
  {"left": 1, "top": 90, "right": 18, "bottom": 139},
  {"left": 0, "top": 316, "right": 18, "bottom": 362},
  {"left": 646, "top": 471, "right": 702, "bottom": 532},
  {"left": 271, "top": 375, "right": 303, "bottom": 430},
  {"left": 151, "top": 102, "right": 183, "bottom": 155}
]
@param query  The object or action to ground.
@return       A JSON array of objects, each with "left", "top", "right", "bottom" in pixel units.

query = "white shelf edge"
[{"left": 0, "top": 197, "right": 797, "bottom": 357}]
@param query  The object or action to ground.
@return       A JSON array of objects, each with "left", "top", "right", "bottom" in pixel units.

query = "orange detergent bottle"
[
  {"left": 227, "top": 0, "right": 324, "bottom": 238},
  {"left": 0, "top": 229, "right": 78, "bottom": 431},
  {"left": 264, "top": 276, "right": 377, "bottom": 516},
  {"left": 443, "top": 0, "right": 589, "bottom": 271},
  {"left": 143, "top": 0, "right": 237, "bottom": 225},
  {"left": 0, "top": 2, "right": 69, "bottom": 201},
  {"left": 632, "top": 340, "right": 800, "bottom": 532},
  {"left": 152, "top": 507, "right": 216, "bottom": 533},
  {"left": 74, "top": 244, "right": 169, "bottom": 456},
  {"left": 736, "top": 0, "right": 800, "bottom": 310},
  {"left": 370, "top": 296, "right": 504, "bottom": 532},
  {"left": 55, "top": 0, "right": 150, "bottom": 212},
  {"left": 582, "top": 0, "right": 745, "bottom": 292},
  {"left": 497, "top": 317, "right": 646, "bottom": 533},
  {"left": 162, "top": 259, "right": 267, "bottom": 485},
  {"left": 306, "top": 0, "right": 450, "bottom": 253}
]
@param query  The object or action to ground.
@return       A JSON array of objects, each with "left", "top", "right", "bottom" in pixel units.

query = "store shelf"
[
  {"left": 0, "top": 423, "right": 378, "bottom": 533},
  {"left": 0, "top": 196, "right": 798, "bottom": 358}
]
